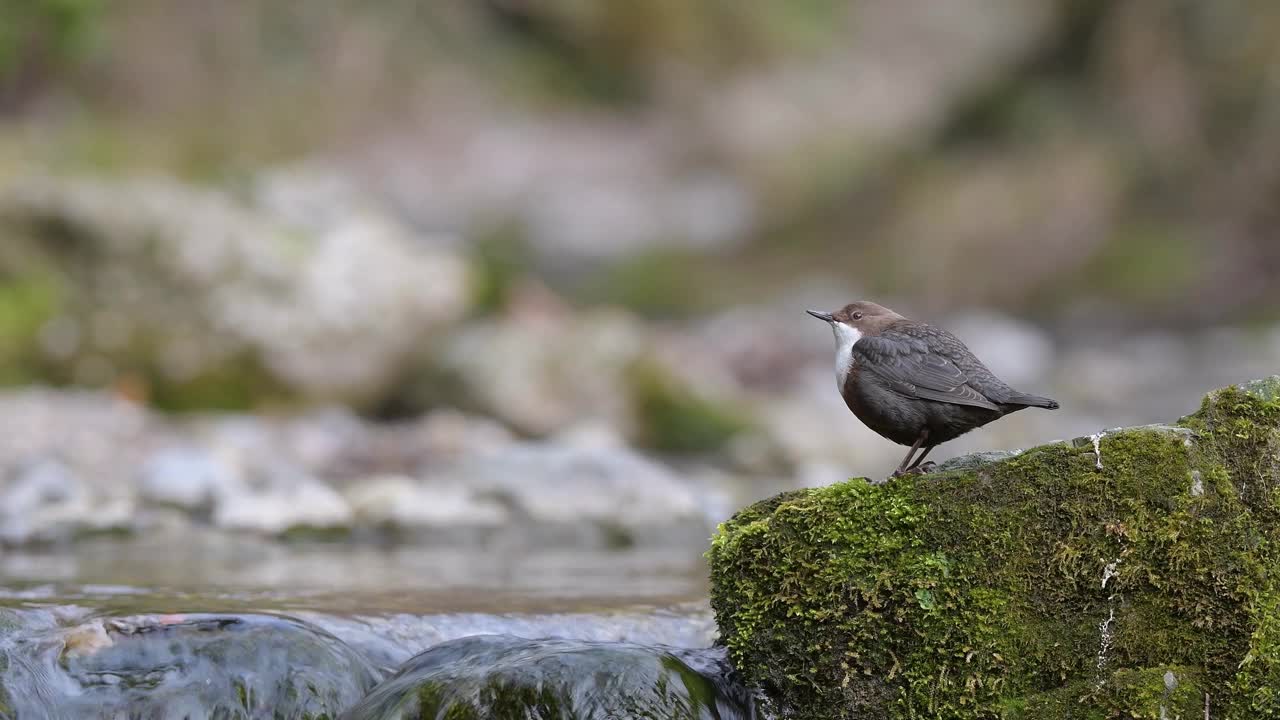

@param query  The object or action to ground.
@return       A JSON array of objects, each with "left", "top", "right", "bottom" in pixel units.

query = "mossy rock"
[
  {"left": 707, "top": 376, "right": 1280, "bottom": 719},
  {"left": 1007, "top": 665, "right": 1205, "bottom": 720}
]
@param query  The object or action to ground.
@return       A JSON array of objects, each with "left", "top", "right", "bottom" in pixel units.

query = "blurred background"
[{"left": 1, "top": 0, "right": 1279, "bottom": 603}]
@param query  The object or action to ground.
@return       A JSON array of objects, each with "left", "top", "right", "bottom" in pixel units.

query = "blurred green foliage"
[
  {"left": 627, "top": 360, "right": 751, "bottom": 454},
  {"left": 1087, "top": 220, "right": 1200, "bottom": 303},
  {"left": 0, "top": 0, "right": 102, "bottom": 85},
  {"left": 0, "top": 271, "right": 61, "bottom": 384},
  {"left": 476, "top": 0, "right": 845, "bottom": 103},
  {"left": 580, "top": 250, "right": 712, "bottom": 319},
  {"left": 145, "top": 352, "right": 288, "bottom": 413},
  {"left": 468, "top": 223, "right": 534, "bottom": 316}
]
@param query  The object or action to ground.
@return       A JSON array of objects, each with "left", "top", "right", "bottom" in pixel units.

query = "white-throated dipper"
[{"left": 808, "top": 301, "right": 1059, "bottom": 477}]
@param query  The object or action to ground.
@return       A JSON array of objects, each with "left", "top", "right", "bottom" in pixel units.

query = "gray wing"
[{"left": 853, "top": 332, "right": 1001, "bottom": 411}]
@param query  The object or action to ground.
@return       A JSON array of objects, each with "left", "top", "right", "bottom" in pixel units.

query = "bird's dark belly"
[{"left": 844, "top": 370, "right": 1002, "bottom": 447}]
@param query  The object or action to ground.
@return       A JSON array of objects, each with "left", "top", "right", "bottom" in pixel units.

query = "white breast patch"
[{"left": 831, "top": 322, "right": 863, "bottom": 390}]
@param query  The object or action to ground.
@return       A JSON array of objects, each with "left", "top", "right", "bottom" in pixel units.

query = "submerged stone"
[
  {"left": 0, "top": 612, "right": 380, "bottom": 719},
  {"left": 341, "top": 635, "right": 760, "bottom": 720},
  {"left": 707, "top": 376, "right": 1280, "bottom": 718}
]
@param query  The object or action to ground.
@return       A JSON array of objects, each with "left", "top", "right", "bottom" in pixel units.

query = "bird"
[{"left": 807, "top": 301, "right": 1059, "bottom": 477}]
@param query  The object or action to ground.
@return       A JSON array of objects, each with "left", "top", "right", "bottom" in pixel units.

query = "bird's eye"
[{"left": 852, "top": 311, "right": 863, "bottom": 320}]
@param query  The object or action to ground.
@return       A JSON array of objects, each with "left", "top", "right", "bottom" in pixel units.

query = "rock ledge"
[{"left": 708, "top": 376, "right": 1280, "bottom": 718}]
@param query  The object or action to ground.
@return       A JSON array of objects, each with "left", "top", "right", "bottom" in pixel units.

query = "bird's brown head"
[{"left": 806, "top": 301, "right": 904, "bottom": 337}]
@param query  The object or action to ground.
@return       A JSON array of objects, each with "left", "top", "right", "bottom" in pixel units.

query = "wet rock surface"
[
  {"left": 295, "top": 604, "right": 718, "bottom": 675},
  {"left": 0, "top": 611, "right": 382, "bottom": 719},
  {"left": 341, "top": 635, "right": 759, "bottom": 720}
]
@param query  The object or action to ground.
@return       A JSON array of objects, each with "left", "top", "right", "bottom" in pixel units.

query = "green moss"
[
  {"left": 708, "top": 377, "right": 1280, "bottom": 719},
  {"left": 1235, "top": 584, "right": 1280, "bottom": 714},
  {"left": 1009, "top": 666, "right": 1204, "bottom": 719},
  {"left": 628, "top": 360, "right": 752, "bottom": 454}
]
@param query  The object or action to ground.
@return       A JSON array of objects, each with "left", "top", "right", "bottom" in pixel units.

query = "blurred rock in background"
[
  {"left": 1, "top": 0, "right": 1280, "bottom": 548},
  {"left": 0, "top": 176, "right": 469, "bottom": 411}
]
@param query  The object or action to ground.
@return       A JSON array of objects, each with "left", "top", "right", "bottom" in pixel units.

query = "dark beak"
[{"left": 806, "top": 309, "right": 835, "bottom": 323}]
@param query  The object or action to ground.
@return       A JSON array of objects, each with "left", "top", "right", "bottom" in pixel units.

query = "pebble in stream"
[{"left": 341, "top": 635, "right": 760, "bottom": 720}]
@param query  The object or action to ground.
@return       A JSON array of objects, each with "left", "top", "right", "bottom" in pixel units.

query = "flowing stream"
[{"left": 0, "top": 537, "right": 757, "bottom": 718}]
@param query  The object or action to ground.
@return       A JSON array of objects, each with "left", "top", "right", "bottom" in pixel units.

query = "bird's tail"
[{"left": 1007, "top": 392, "right": 1060, "bottom": 410}]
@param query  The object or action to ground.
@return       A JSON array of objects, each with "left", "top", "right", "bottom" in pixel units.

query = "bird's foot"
[{"left": 889, "top": 461, "right": 938, "bottom": 479}]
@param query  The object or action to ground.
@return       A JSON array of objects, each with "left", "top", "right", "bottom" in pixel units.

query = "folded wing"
[{"left": 854, "top": 333, "right": 1001, "bottom": 411}]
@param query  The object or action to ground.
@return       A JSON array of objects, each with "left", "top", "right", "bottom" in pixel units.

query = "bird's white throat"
[{"left": 830, "top": 322, "right": 863, "bottom": 389}]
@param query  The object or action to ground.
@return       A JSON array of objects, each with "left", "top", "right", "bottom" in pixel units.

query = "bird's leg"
[
  {"left": 892, "top": 432, "right": 928, "bottom": 477},
  {"left": 905, "top": 445, "right": 936, "bottom": 473}
]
